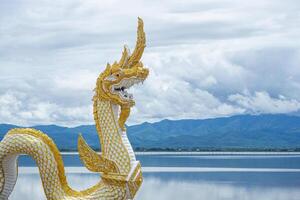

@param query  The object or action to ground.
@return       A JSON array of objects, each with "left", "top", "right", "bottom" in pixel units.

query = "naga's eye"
[{"left": 115, "top": 71, "right": 124, "bottom": 77}]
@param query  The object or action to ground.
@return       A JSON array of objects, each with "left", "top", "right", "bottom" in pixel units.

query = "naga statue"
[{"left": 0, "top": 18, "right": 149, "bottom": 200}]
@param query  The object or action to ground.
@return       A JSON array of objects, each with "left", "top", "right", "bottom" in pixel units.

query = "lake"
[{"left": 10, "top": 152, "right": 300, "bottom": 200}]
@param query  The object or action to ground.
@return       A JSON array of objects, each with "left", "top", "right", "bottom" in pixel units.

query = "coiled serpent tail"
[{"left": 0, "top": 128, "right": 126, "bottom": 200}]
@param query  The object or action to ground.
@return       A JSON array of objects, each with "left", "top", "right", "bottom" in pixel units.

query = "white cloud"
[
  {"left": 0, "top": 0, "right": 300, "bottom": 126},
  {"left": 53, "top": 69, "right": 97, "bottom": 91},
  {"left": 228, "top": 91, "right": 300, "bottom": 114},
  {"left": 0, "top": 91, "right": 92, "bottom": 126}
]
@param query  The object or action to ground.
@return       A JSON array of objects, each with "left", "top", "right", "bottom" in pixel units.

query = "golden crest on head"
[{"left": 95, "top": 18, "right": 149, "bottom": 130}]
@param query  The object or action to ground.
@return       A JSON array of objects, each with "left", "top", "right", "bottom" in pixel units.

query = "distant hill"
[{"left": 1, "top": 114, "right": 300, "bottom": 151}]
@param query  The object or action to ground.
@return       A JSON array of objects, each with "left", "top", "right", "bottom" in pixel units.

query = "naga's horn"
[
  {"left": 121, "top": 17, "right": 146, "bottom": 68},
  {"left": 119, "top": 45, "right": 130, "bottom": 67}
]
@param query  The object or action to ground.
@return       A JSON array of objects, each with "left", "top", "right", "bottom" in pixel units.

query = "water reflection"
[
  {"left": 10, "top": 172, "right": 300, "bottom": 200},
  {"left": 137, "top": 178, "right": 300, "bottom": 200},
  {"left": 11, "top": 154, "right": 300, "bottom": 199}
]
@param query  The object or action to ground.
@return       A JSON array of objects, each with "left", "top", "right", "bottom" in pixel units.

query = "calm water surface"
[{"left": 10, "top": 153, "right": 300, "bottom": 200}]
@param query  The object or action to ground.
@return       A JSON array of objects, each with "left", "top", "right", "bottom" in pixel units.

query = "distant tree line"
[{"left": 134, "top": 147, "right": 300, "bottom": 152}]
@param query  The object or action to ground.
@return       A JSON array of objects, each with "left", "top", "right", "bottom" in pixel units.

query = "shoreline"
[{"left": 58, "top": 151, "right": 300, "bottom": 155}]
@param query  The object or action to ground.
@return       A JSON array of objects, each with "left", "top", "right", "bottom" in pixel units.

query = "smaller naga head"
[{"left": 95, "top": 18, "right": 149, "bottom": 130}]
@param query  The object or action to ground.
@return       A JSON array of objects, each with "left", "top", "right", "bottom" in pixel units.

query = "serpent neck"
[{"left": 93, "top": 98, "right": 134, "bottom": 174}]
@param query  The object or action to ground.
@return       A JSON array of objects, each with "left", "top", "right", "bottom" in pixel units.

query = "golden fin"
[{"left": 78, "top": 134, "right": 119, "bottom": 173}]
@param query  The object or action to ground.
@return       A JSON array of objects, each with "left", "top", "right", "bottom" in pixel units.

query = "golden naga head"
[{"left": 95, "top": 18, "right": 149, "bottom": 130}]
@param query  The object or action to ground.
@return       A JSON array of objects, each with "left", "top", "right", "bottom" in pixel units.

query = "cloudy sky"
[{"left": 0, "top": 0, "right": 300, "bottom": 126}]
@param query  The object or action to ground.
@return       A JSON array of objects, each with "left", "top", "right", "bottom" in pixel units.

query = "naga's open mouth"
[{"left": 111, "top": 77, "right": 144, "bottom": 101}]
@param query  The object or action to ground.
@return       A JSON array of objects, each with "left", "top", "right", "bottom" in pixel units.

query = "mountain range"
[{"left": 1, "top": 114, "right": 300, "bottom": 151}]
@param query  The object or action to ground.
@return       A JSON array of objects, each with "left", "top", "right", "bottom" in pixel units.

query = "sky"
[{"left": 0, "top": 0, "right": 300, "bottom": 126}]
